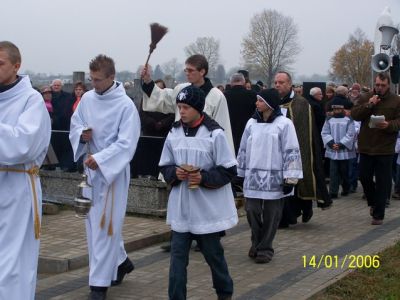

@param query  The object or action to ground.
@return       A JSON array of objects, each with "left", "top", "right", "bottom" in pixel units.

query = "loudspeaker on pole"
[{"left": 371, "top": 53, "right": 391, "bottom": 73}]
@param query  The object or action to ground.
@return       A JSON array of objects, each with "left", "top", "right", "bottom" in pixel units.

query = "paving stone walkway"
[
  {"left": 39, "top": 210, "right": 170, "bottom": 273},
  {"left": 36, "top": 190, "right": 400, "bottom": 299}
]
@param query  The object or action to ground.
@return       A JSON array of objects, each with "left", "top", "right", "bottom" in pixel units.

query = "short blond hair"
[
  {"left": 0, "top": 41, "right": 21, "bottom": 64},
  {"left": 89, "top": 54, "right": 115, "bottom": 77}
]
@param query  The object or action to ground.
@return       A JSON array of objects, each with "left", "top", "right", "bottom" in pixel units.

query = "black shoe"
[
  {"left": 371, "top": 218, "right": 383, "bottom": 225},
  {"left": 160, "top": 243, "right": 171, "bottom": 252},
  {"left": 248, "top": 246, "right": 256, "bottom": 259},
  {"left": 278, "top": 222, "right": 289, "bottom": 229},
  {"left": 111, "top": 257, "right": 134, "bottom": 286},
  {"left": 42, "top": 165, "right": 56, "bottom": 171},
  {"left": 369, "top": 207, "right": 374, "bottom": 217},
  {"left": 255, "top": 253, "right": 272, "bottom": 264},
  {"left": 341, "top": 191, "right": 349, "bottom": 196},
  {"left": 318, "top": 199, "right": 332, "bottom": 210},
  {"left": 392, "top": 193, "right": 400, "bottom": 199},
  {"left": 302, "top": 209, "right": 313, "bottom": 223},
  {"left": 89, "top": 287, "right": 107, "bottom": 300},
  {"left": 330, "top": 194, "right": 338, "bottom": 199}
]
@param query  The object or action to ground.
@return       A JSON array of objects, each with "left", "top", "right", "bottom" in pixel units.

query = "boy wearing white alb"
[
  {"left": 321, "top": 104, "right": 356, "bottom": 199},
  {"left": 159, "top": 85, "right": 238, "bottom": 300},
  {"left": 237, "top": 88, "right": 303, "bottom": 264}
]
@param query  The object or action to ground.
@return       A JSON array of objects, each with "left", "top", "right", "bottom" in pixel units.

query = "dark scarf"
[
  {"left": 308, "top": 95, "right": 319, "bottom": 105},
  {"left": 332, "top": 112, "right": 345, "bottom": 118},
  {"left": 197, "top": 77, "right": 213, "bottom": 97},
  {"left": 0, "top": 76, "right": 22, "bottom": 93},
  {"left": 281, "top": 90, "right": 294, "bottom": 105},
  {"left": 251, "top": 108, "right": 282, "bottom": 123}
]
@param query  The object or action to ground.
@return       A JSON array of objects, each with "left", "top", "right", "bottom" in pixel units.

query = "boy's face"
[
  {"left": 0, "top": 50, "right": 20, "bottom": 86},
  {"left": 178, "top": 103, "right": 200, "bottom": 124},
  {"left": 333, "top": 108, "right": 344, "bottom": 115},
  {"left": 256, "top": 98, "right": 268, "bottom": 113}
]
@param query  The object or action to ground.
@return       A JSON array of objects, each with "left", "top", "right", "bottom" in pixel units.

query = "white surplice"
[
  {"left": 69, "top": 82, "right": 140, "bottom": 287},
  {"left": 0, "top": 75, "right": 51, "bottom": 300},
  {"left": 237, "top": 116, "right": 303, "bottom": 200},
  {"left": 159, "top": 125, "right": 238, "bottom": 234},
  {"left": 142, "top": 82, "right": 235, "bottom": 153},
  {"left": 321, "top": 116, "right": 356, "bottom": 160}
]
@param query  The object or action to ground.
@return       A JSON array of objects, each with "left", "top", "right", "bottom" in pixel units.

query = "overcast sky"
[{"left": 2, "top": 0, "right": 399, "bottom": 77}]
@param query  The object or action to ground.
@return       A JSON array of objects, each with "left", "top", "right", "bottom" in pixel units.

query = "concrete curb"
[{"left": 38, "top": 230, "right": 171, "bottom": 274}]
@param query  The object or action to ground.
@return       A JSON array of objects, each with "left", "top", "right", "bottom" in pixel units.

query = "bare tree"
[
  {"left": 184, "top": 37, "right": 220, "bottom": 72},
  {"left": 116, "top": 71, "right": 134, "bottom": 83},
  {"left": 162, "top": 58, "right": 183, "bottom": 80},
  {"left": 226, "top": 66, "right": 242, "bottom": 81},
  {"left": 214, "top": 64, "right": 227, "bottom": 85},
  {"left": 329, "top": 28, "right": 373, "bottom": 86},
  {"left": 241, "top": 9, "right": 300, "bottom": 87},
  {"left": 153, "top": 64, "right": 164, "bottom": 81},
  {"left": 135, "top": 65, "right": 147, "bottom": 79}
]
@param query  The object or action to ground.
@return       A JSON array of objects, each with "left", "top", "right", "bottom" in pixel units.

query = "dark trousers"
[
  {"left": 323, "top": 156, "right": 330, "bottom": 178},
  {"left": 51, "top": 131, "right": 76, "bottom": 171},
  {"left": 390, "top": 154, "right": 398, "bottom": 197},
  {"left": 280, "top": 193, "right": 313, "bottom": 226},
  {"left": 395, "top": 164, "right": 400, "bottom": 194},
  {"left": 349, "top": 154, "right": 359, "bottom": 190},
  {"left": 245, "top": 198, "right": 284, "bottom": 258},
  {"left": 359, "top": 154, "right": 393, "bottom": 220},
  {"left": 329, "top": 159, "right": 350, "bottom": 195},
  {"left": 169, "top": 231, "right": 233, "bottom": 300}
]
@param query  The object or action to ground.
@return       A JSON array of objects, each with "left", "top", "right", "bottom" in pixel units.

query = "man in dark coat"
[
  {"left": 51, "top": 79, "right": 75, "bottom": 171},
  {"left": 308, "top": 87, "right": 328, "bottom": 176},
  {"left": 308, "top": 87, "right": 326, "bottom": 134},
  {"left": 351, "top": 72, "right": 400, "bottom": 225},
  {"left": 225, "top": 73, "right": 257, "bottom": 155},
  {"left": 274, "top": 72, "right": 331, "bottom": 227}
]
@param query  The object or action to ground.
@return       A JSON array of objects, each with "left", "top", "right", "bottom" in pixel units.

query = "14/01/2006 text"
[{"left": 302, "top": 255, "right": 380, "bottom": 269}]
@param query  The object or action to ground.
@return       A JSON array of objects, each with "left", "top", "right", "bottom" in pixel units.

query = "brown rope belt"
[
  {"left": 100, "top": 182, "right": 115, "bottom": 236},
  {"left": 0, "top": 166, "right": 41, "bottom": 239}
]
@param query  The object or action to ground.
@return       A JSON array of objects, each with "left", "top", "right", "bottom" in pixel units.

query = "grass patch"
[{"left": 311, "top": 241, "right": 400, "bottom": 300}]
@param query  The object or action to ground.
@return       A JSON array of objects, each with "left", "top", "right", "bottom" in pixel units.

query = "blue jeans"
[{"left": 169, "top": 231, "right": 233, "bottom": 300}]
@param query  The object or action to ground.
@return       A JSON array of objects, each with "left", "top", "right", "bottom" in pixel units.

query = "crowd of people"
[{"left": 1, "top": 39, "right": 400, "bottom": 300}]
